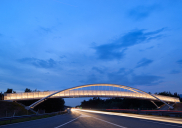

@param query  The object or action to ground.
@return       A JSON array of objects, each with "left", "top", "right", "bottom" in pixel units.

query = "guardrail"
[
  {"left": 105, "top": 109, "right": 182, "bottom": 117},
  {"left": 0, "top": 110, "right": 67, "bottom": 123},
  {"left": 74, "top": 108, "right": 182, "bottom": 117}
]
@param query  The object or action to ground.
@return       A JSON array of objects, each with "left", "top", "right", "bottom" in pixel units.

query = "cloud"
[
  {"left": 80, "top": 74, "right": 99, "bottom": 84},
  {"left": 107, "top": 73, "right": 163, "bottom": 86},
  {"left": 147, "top": 46, "right": 154, "bottom": 49},
  {"left": 131, "top": 74, "right": 163, "bottom": 85},
  {"left": 94, "top": 44, "right": 126, "bottom": 60},
  {"left": 40, "top": 27, "right": 52, "bottom": 33},
  {"left": 59, "top": 55, "right": 66, "bottom": 59},
  {"left": 81, "top": 67, "right": 162, "bottom": 86},
  {"left": 94, "top": 28, "right": 165, "bottom": 60},
  {"left": 92, "top": 67, "right": 105, "bottom": 74},
  {"left": 117, "top": 68, "right": 134, "bottom": 75},
  {"left": 170, "top": 70, "right": 180, "bottom": 74},
  {"left": 53, "top": 0, "right": 77, "bottom": 7},
  {"left": 128, "top": 5, "right": 159, "bottom": 20},
  {"left": 35, "top": 26, "right": 54, "bottom": 35},
  {"left": 18, "top": 58, "right": 56, "bottom": 68},
  {"left": 136, "top": 58, "right": 153, "bottom": 68},
  {"left": 177, "top": 60, "right": 182, "bottom": 65},
  {"left": 139, "top": 46, "right": 154, "bottom": 52}
]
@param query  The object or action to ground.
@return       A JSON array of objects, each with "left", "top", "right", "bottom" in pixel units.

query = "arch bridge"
[{"left": 4, "top": 84, "right": 180, "bottom": 109}]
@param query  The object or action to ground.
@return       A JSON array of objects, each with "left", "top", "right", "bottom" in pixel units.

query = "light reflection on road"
[{"left": 72, "top": 109, "right": 182, "bottom": 125}]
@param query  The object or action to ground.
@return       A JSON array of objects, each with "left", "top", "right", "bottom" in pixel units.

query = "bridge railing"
[{"left": 4, "top": 90, "right": 180, "bottom": 103}]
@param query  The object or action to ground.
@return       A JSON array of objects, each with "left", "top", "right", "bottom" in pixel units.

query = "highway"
[{"left": 1, "top": 109, "right": 182, "bottom": 128}]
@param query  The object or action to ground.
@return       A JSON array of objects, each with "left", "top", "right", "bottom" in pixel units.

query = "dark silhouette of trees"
[
  {"left": 25, "top": 88, "right": 32, "bottom": 92},
  {"left": 1, "top": 88, "right": 65, "bottom": 112},
  {"left": 5, "top": 88, "right": 13, "bottom": 93},
  {"left": 33, "top": 89, "right": 40, "bottom": 92},
  {"left": 18, "top": 98, "right": 65, "bottom": 113},
  {"left": 24, "top": 88, "right": 39, "bottom": 92},
  {"left": 4, "top": 88, "right": 16, "bottom": 93},
  {"left": 156, "top": 91, "right": 180, "bottom": 98},
  {"left": 80, "top": 91, "right": 182, "bottom": 109},
  {"left": 80, "top": 97, "right": 163, "bottom": 110},
  {"left": 0, "top": 92, "right": 3, "bottom": 100},
  {"left": 20, "top": 88, "right": 65, "bottom": 112}
]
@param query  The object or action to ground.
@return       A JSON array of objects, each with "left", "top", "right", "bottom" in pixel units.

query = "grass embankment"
[
  {"left": 0, "top": 101, "right": 67, "bottom": 126},
  {"left": 174, "top": 103, "right": 182, "bottom": 111},
  {"left": 0, "top": 112, "right": 67, "bottom": 126},
  {"left": 0, "top": 101, "right": 33, "bottom": 117}
]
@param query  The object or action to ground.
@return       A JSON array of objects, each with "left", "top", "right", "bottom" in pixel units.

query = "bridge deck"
[{"left": 4, "top": 90, "right": 180, "bottom": 103}]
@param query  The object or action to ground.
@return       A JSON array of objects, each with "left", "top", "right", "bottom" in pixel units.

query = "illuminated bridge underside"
[{"left": 4, "top": 90, "right": 180, "bottom": 103}]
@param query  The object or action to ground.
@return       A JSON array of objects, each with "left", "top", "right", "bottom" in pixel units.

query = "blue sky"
[{"left": 0, "top": 0, "right": 182, "bottom": 106}]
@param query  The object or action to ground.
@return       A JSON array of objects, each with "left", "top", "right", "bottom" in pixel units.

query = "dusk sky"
[{"left": 0, "top": 0, "right": 182, "bottom": 106}]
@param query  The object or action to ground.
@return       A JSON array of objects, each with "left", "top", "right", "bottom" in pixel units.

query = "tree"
[
  {"left": 25, "top": 88, "right": 32, "bottom": 92},
  {"left": 33, "top": 89, "right": 40, "bottom": 92},
  {"left": 36, "top": 98, "right": 65, "bottom": 112},
  {"left": 156, "top": 91, "right": 179, "bottom": 98},
  {"left": 0, "top": 92, "right": 4, "bottom": 100},
  {"left": 5, "top": 88, "right": 13, "bottom": 93},
  {"left": 80, "top": 97, "right": 161, "bottom": 110},
  {"left": 18, "top": 98, "right": 65, "bottom": 113}
]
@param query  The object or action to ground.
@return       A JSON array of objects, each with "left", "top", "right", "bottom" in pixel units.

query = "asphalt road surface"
[{"left": 1, "top": 109, "right": 182, "bottom": 128}]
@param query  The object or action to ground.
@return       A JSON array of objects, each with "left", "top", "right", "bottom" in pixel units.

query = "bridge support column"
[
  {"left": 25, "top": 106, "right": 30, "bottom": 110},
  {"left": 151, "top": 101, "right": 159, "bottom": 109},
  {"left": 150, "top": 94, "right": 174, "bottom": 109}
]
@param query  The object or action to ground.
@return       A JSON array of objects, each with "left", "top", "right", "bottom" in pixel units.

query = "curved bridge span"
[
  {"left": 4, "top": 84, "right": 180, "bottom": 109},
  {"left": 4, "top": 90, "right": 179, "bottom": 103}
]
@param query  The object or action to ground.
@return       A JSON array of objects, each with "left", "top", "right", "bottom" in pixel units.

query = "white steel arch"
[{"left": 26, "top": 84, "right": 175, "bottom": 110}]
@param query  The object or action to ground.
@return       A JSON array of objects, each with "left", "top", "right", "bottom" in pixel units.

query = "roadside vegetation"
[
  {"left": 18, "top": 98, "right": 65, "bottom": 113},
  {"left": 0, "top": 88, "right": 66, "bottom": 126},
  {"left": 0, "top": 101, "right": 33, "bottom": 118},
  {"left": 0, "top": 111, "right": 67, "bottom": 126},
  {"left": 0, "top": 88, "right": 65, "bottom": 113},
  {"left": 174, "top": 103, "right": 182, "bottom": 111},
  {"left": 80, "top": 91, "right": 181, "bottom": 110},
  {"left": 80, "top": 97, "right": 162, "bottom": 110}
]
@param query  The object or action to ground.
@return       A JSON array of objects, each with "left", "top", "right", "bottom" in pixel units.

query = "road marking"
[
  {"left": 92, "top": 117, "right": 127, "bottom": 128},
  {"left": 73, "top": 111, "right": 127, "bottom": 128},
  {"left": 80, "top": 112, "right": 127, "bottom": 128},
  {"left": 80, "top": 114, "right": 91, "bottom": 117},
  {"left": 140, "top": 120, "right": 182, "bottom": 128},
  {"left": 54, "top": 116, "right": 81, "bottom": 128}
]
